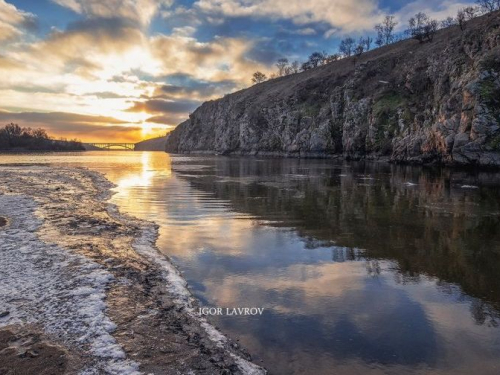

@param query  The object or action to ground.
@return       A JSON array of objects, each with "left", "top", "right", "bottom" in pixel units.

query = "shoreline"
[
  {"left": 0, "top": 165, "right": 265, "bottom": 374},
  {"left": 165, "top": 151, "right": 500, "bottom": 170}
]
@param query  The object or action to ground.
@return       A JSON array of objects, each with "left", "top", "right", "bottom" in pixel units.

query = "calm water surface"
[{"left": 2, "top": 151, "right": 500, "bottom": 375}]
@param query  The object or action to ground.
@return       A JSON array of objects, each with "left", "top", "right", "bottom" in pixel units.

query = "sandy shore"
[{"left": 0, "top": 165, "right": 265, "bottom": 375}]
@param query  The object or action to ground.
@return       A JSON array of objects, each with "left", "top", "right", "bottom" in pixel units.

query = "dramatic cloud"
[
  {"left": 194, "top": 0, "right": 383, "bottom": 32},
  {"left": 51, "top": 0, "right": 174, "bottom": 25},
  {"left": 0, "top": 0, "right": 36, "bottom": 41},
  {"left": 150, "top": 34, "right": 270, "bottom": 83},
  {"left": 127, "top": 99, "right": 202, "bottom": 114},
  {"left": 153, "top": 74, "right": 237, "bottom": 101}
]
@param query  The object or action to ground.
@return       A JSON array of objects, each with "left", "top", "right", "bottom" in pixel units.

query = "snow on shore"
[{"left": 0, "top": 194, "right": 139, "bottom": 374}]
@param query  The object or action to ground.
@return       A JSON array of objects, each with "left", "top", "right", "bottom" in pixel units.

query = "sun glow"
[{"left": 140, "top": 121, "right": 159, "bottom": 137}]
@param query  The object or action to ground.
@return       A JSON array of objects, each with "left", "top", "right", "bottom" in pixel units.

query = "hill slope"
[
  {"left": 165, "top": 12, "right": 500, "bottom": 166},
  {"left": 135, "top": 136, "right": 167, "bottom": 151}
]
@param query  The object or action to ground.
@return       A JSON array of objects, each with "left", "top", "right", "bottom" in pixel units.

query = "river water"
[{"left": 1, "top": 151, "right": 500, "bottom": 375}]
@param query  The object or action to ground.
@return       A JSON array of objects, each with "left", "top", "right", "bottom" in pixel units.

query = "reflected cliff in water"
[
  {"left": 173, "top": 158, "right": 500, "bottom": 321},
  {"left": 161, "top": 156, "right": 500, "bottom": 375}
]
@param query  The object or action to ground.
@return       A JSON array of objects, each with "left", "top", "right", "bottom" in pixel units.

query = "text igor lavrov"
[{"left": 198, "top": 307, "right": 265, "bottom": 316}]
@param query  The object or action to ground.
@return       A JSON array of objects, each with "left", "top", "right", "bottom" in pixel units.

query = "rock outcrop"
[{"left": 166, "top": 12, "right": 500, "bottom": 166}]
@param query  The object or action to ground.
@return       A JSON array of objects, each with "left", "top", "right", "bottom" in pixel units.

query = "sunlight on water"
[{"left": 1, "top": 151, "right": 500, "bottom": 375}]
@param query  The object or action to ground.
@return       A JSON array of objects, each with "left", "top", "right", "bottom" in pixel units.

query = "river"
[{"left": 1, "top": 151, "right": 500, "bottom": 375}]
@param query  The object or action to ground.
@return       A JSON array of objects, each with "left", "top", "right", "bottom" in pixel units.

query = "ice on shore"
[{"left": 0, "top": 194, "right": 139, "bottom": 375}]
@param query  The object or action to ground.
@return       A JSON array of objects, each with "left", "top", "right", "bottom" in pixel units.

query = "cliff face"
[{"left": 166, "top": 12, "right": 500, "bottom": 166}]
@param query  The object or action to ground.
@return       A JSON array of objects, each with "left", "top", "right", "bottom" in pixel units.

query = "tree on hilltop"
[
  {"left": 375, "top": 15, "right": 398, "bottom": 46},
  {"left": 251, "top": 71, "right": 267, "bottom": 84},
  {"left": 408, "top": 12, "right": 438, "bottom": 43},
  {"left": 339, "top": 38, "right": 355, "bottom": 57}
]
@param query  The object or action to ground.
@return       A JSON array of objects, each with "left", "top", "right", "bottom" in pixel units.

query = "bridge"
[{"left": 85, "top": 143, "right": 136, "bottom": 151}]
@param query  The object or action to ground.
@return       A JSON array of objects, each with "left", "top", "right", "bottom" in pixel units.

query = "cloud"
[
  {"left": 395, "top": 0, "right": 472, "bottom": 26},
  {"left": 146, "top": 114, "right": 189, "bottom": 125},
  {"left": 0, "top": 0, "right": 37, "bottom": 42},
  {"left": 84, "top": 91, "right": 132, "bottom": 99},
  {"left": 126, "top": 98, "right": 201, "bottom": 114},
  {"left": 172, "top": 26, "right": 198, "bottom": 37},
  {"left": 277, "top": 27, "right": 318, "bottom": 36},
  {"left": 194, "top": 0, "right": 383, "bottom": 33},
  {"left": 324, "top": 28, "right": 339, "bottom": 39},
  {"left": 153, "top": 74, "right": 237, "bottom": 100},
  {"left": 296, "top": 28, "right": 317, "bottom": 36},
  {"left": 31, "top": 17, "right": 146, "bottom": 74},
  {"left": 52, "top": 0, "right": 174, "bottom": 25},
  {"left": 150, "top": 34, "right": 271, "bottom": 84},
  {"left": 0, "top": 110, "right": 128, "bottom": 125}
]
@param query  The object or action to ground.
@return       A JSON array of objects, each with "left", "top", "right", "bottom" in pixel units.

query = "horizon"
[{"left": 0, "top": 0, "right": 476, "bottom": 143}]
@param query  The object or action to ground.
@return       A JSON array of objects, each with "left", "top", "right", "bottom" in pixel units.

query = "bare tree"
[
  {"left": 3, "top": 123, "right": 23, "bottom": 142},
  {"left": 457, "top": 9, "right": 467, "bottom": 30},
  {"left": 324, "top": 53, "right": 340, "bottom": 63},
  {"left": 425, "top": 19, "right": 439, "bottom": 41},
  {"left": 301, "top": 61, "right": 312, "bottom": 71},
  {"left": 361, "top": 36, "right": 373, "bottom": 51},
  {"left": 275, "top": 58, "right": 290, "bottom": 77},
  {"left": 307, "top": 52, "right": 326, "bottom": 68},
  {"left": 32, "top": 128, "right": 49, "bottom": 139},
  {"left": 464, "top": 6, "right": 479, "bottom": 19},
  {"left": 339, "top": 37, "right": 355, "bottom": 57},
  {"left": 476, "top": 0, "right": 500, "bottom": 12},
  {"left": 440, "top": 17, "right": 456, "bottom": 28},
  {"left": 251, "top": 71, "right": 267, "bottom": 84},
  {"left": 375, "top": 15, "right": 398, "bottom": 46},
  {"left": 355, "top": 41, "right": 365, "bottom": 56},
  {"left": 290, "top": 61, "right": 300, "bottom": 73},
  {"left": 408, "top": 12, "right": 438, "bottom": 43}
]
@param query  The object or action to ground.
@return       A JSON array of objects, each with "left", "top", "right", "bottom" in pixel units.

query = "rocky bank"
[{"left": 165, "top": 12, "right": 500, "bottom": 167}]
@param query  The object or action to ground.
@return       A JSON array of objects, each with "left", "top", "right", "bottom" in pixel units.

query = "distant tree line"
[
  {"left": 0, "top": 123, "right": 84, "bottom": 151},
  {"left": 251, "top": 1, "right": 499, "bottom": 84}
]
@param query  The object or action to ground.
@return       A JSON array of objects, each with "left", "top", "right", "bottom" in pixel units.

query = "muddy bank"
[
  {"left": 0, "top": 326, "right": 75, "bottom": 375},
  {"left": 0, "top": 165, "right": 265, "bottom": 374}
]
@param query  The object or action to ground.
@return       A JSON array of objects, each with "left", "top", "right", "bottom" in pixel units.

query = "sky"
[{"left": 0, "top": 0, "right": 474, "bottom": 142}]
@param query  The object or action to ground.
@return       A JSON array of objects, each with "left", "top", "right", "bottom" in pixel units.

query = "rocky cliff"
[{"left": 165, "top": 12, "right": 500, "bottom": 166}]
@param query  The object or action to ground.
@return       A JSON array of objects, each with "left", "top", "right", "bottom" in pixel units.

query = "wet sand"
[{"left": 0, "top": 165, "right": 265, "bottom": 374}]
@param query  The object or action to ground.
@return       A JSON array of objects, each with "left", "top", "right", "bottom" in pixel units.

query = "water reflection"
[
  {"left": 173, "top": 159, "right": 500, "bottom": 312},
  {"left": 164, "top": 157, "right": 500, "bottom": 375},
  {"left": 1, "top": 152, "right": 500, "bottom": 374}
]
